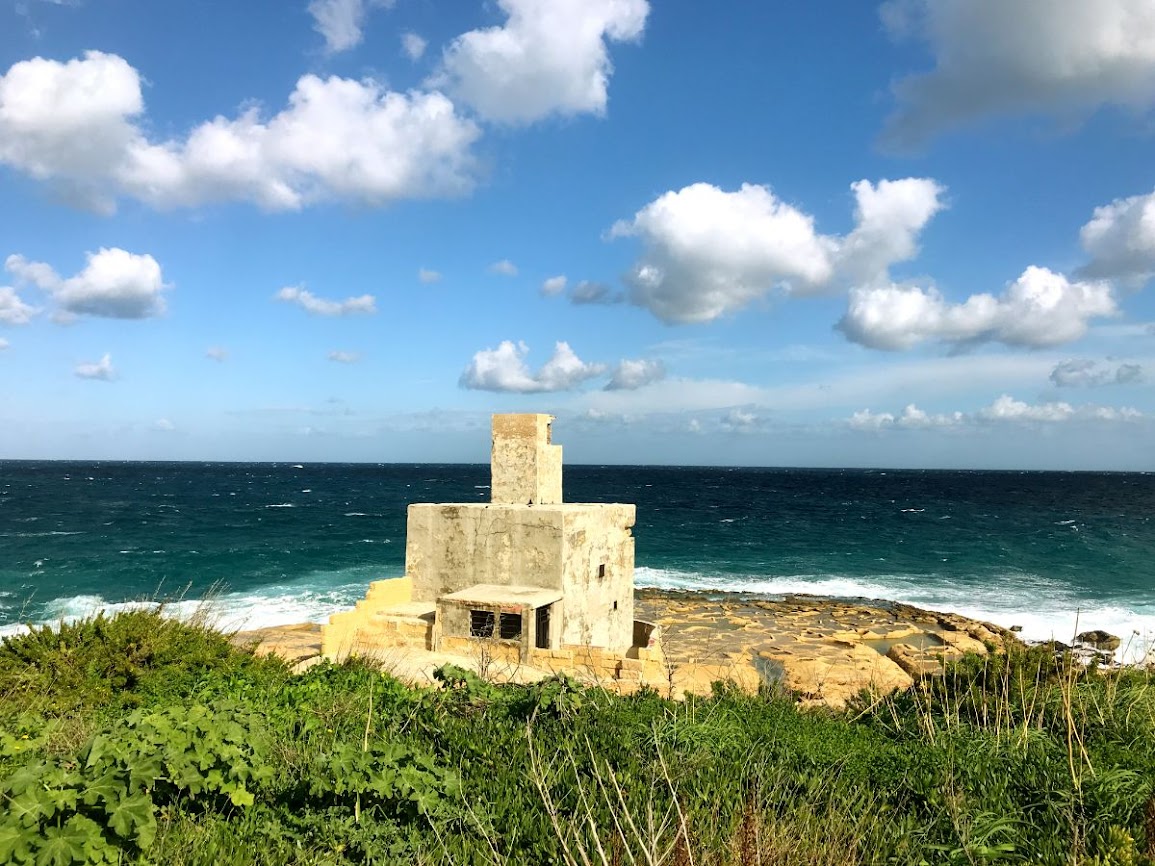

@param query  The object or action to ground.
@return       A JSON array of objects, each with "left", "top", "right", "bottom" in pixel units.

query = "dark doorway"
[{"left": 535, "top": 604, "right": 552, "bottom": 649}]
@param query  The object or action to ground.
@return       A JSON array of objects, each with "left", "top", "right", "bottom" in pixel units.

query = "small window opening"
[
  {"left": 535, "top": 605, "right": 552, "bottom": 649},
  {"left": 613, "top": 601, "right": 618, "bottom": 611},
  {"left": 470, "top": 609, "right": 495, "bottom": 638},
  {"left": 499, "top": 612, "right": 522, "bottom": 640},
  {"left": 598, "top": 563, "right": 607, "bottom": 579}
]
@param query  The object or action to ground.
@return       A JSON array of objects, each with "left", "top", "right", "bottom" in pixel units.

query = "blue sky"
[{"left": 1, "top": 0, "right": 1153, "bottom": 468}]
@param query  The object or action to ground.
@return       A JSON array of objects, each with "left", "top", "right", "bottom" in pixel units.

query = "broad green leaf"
[
  {"left": 126, "top": 756, "right": 163, "bottom": 790},
  {"left": 81, "top": 772, "right": 126, "bottom": 808},
  {"left": 4, "top": 763, "right": 48, "bottom": 796},
  {"left": 0, "top": 823, "right": 32, "bottom": 863},
  {"left": 34, "top": 825, "right": 86, "bottom": 866},
  {"left": 105, "top": 792, "right": 155, "bottom": 846},
  {"left": 9, "top": 790, "right": 48, "bottom": 828},
  {"left": 228, "top": 785, "right": 255, "bottom": 808}
]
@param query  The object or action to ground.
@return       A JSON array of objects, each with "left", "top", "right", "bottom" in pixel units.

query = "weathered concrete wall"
[
  {"left": 559, "top": 505, "right": 635, "bottom": 650},
  {"left": 405, "top": 502, "right": 635, "bottom": 650},
  {"left": 490, "top": 414, "right": 562, "bottom": 505},
  {"left": 406, "top": 504, "right": 566, "bottom": 600}
]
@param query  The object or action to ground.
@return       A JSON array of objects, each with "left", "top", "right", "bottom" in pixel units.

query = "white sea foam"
[
  {"left": 634, "top": 566, "right": 1155, "bottom": 665},
  {"left": 0, "top": 579, "right": 381, "bottom": 639}
]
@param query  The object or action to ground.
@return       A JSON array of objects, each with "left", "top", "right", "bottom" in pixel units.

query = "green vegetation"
[{"left": 2, "top": 610, "right": 1154, "bottom": 864}]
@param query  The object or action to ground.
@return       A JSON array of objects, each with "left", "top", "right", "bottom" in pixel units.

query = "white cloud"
[
  {"left": 853, "top": 395, "right": 1142, "bottom": 429},
  {"left": 881, "top": 0, "right": 1155, "bottom": 146},
  {"left": 612, "top": 178, "right": 945, "bottom": 324},
  {"left": 722, "top": 408, "right": 759, "bottom": 431},
  {"left": 570, "top": 280, "right": 621, "bottom": 305},
  {"left": 402, "top": 32, "right": 428, "bottom": 61},
  {"left": 541, "top": 275, "right": 567, "bottom": 296},
  {"left": 0, "top": 337, "right": 8, "bottom": 350},
  {"left": 6, "top": 248, "right": 168, "bottom": 319},
  {"left": 838, "top": 267, "right": 1117, "bottom": 350},
  {"left": 327, "top": 350, "right": 362, "bottom": 363},
  {"left": 488, "top": 259, "right": 518, "bottom": 276},
  {"left": 0, "top": 51, "right": 481, "bottom": 212},
  {"left": 206, "top": 346, "right": 229, "bottom": 362},
  {"left": 74, "top": 352, "right": 115, "bottom": 381},
  {"left": 0, "top": 286, "right": 36, "bottom": 324},
  {"left": 850, "top": 404, "right": 963, "bottom": 430},
  {"left": 979, "top": 395, "right": 1077, "bottom": 423},
  {"left": 153, "top": 418, "right": 175, "bottom": 432},
  {"left": 276, "top": 286, "right": 376, "bottom": 316},
  {"left": 605, "top": 358, "right": 665, "bottom": 390},
  {"left": 1079, "top": 188, "right": 1155, "bottom": 285},
  {"left": 836, "top": 178, "right": 947, "bottom": 284},
  {"left": 459, "top": 340, "right": 605, "bottom": 392},
  {"left": 418, "top": 267, "right": 442, "bottom": 284},
  {"left": 1050, "top": 359, "right": 1144, "bottom": 387},
  {"left": 433, "top": 0, "right": 649, "bottom": 124},
  {"left": 309, "top": 0, "right": 394, "bottom": 53}
]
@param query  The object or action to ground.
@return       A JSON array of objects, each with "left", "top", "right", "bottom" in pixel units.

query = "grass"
[{"left": 1, "top": 610, "right": 1153, "bottom": 864}]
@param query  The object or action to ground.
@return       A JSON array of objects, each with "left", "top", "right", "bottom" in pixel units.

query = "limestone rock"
[
  {"left": 1075, "top": 630, "right": 1121, "bottom": 651},
  {"left": 887, "top": 643, "right": 944, "bottom": 678}
]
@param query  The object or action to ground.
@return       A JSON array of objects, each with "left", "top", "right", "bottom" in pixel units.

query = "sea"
[{"left": 1, "top": 462, "right": 1153, "bottom": 662}]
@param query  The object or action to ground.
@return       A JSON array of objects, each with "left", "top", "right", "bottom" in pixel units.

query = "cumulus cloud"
[
  {"left": 570, "top": 280, "right": 622, "bottom": 305},
  {"left": 327, "top": 350, "right": 361, "bottom": 363},
  {"left": 276, "top": 286, "right": 376, "bottom": 316},
  {"left": 850, "top": 404, "right": 963, "bottom": 430},
  {"left": 433, "top": 0, "right": 649, "bottom": 124},
  {"left": 722, "top": 408, "right": 759, "bottom": 431},
  {"left": 0, "top": 337, "right": 8, "bottom": 350},
  {"left": 6, "top": 248, "right": 168, "bottom": 319},
  {"left": 853, "top": 395, "right": 1142, "bottom": 429},
  {"left": 1078, "top": 188, "right": 1155, "bottom": 285},
  {"left": 611, "top": 178, "right": 945, "bottom": 324},
  {"left": 881, "top": 0, "right": 1155, "bottom": 146},
  {"left": 541, "top": 275, "right": 567, "bottom": 296},
  {"left": 153, "top": 418, "right": 175, "bottom": 432},
  {"left": 838, "top": 267, "right": 1117, "bottom": 350},
  {"left": 74, "top": 352, "right": 115, "bottom": 381},
  {"left": 309, "top": 0, "right": 394, "bottom": 53},
  {"left": 488, "top": 259, "right": 518, "bottom": 276},
  {"left": 459, "top": 340, "right": 606, "bottom": 392},
  {"left": 0, "top": 51, "right": 480, "bottom": 213},
  {"left": 0, "top": 286, "right": 36, "bottom": 324},
  {"left": 1050, "top": 359, "right": 1144, "bottom": 387},
  {"left": 605, "top": 358, "right": 665, "bottom": 390},
  {"left": 402, "top": 32, "right": 427, "bottom": 61},
  {"left": 836, "top": 178, "right": 947, "bottom": 284},
  {"left": 979, "top": 395, "right": 1078, "bottom": 423},
  {"left": 418, "top": 267, "right": 442, "bottom": 284}
]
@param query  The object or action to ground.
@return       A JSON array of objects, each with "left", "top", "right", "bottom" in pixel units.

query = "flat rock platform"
[{"left": 233, "top": 590, "right": 1014, "bottom": 708}]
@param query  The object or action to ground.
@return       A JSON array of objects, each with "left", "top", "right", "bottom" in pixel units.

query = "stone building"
[{"left": 322, "top": 414, "right": 663, "bottom": 686}]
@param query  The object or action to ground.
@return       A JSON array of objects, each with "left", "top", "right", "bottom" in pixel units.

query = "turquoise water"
[{"left": 1, "top": 462, "right": 1153, "bottom": 657}]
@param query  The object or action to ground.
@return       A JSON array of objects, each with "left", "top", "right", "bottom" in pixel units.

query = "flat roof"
[
  {"left": 412, "top": 502, "right": 631, "bottom": 510},
  {"left": 439, "top": 583, "right": 563, "bottom": 608}
]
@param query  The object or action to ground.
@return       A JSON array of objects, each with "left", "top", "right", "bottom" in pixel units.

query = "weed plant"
[{"left": 1, "top": 611, "right": 1153, "bottom": 865}]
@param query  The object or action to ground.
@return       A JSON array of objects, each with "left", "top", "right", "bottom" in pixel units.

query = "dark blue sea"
[{"left": 2, "top": 462, "right": 1153, "bottom": 659}]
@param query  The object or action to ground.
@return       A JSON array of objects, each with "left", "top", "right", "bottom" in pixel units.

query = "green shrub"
[{"left": 0, "top": 609, "right": 285, "bottom": 713}]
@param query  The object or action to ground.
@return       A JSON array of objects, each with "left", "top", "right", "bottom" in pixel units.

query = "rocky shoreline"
[
  {"left": 235, "top": 589, "right": 1039, "bottom": 707},
  {"left": 633, "top": 589, "right": 1017, "bottom": 707}
]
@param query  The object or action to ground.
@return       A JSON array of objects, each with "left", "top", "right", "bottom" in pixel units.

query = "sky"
[{"left": 1, "top": 0, "right": 1154, "bottom": 469}]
